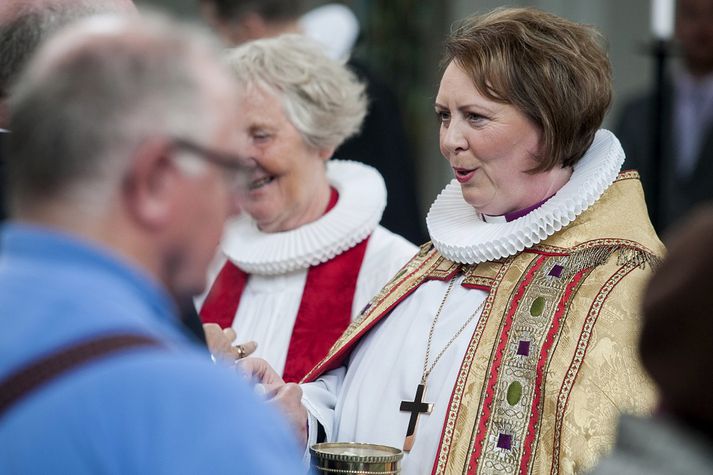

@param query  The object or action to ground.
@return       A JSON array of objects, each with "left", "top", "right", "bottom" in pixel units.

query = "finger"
[
  {"left": 222, "top": 327, "right": 237, "bottom": 342},
  {"left": 235, "top": 357, "right": 284, "bottom": 386},
  {"left": 237, "top": 340, "right": 257, "bottom": 357},
  {"left": 203, "top": 324, "right": 233, "bottom": 359},
  {"left": 203, "top": 323, "right": 223, "bottom": 342}
]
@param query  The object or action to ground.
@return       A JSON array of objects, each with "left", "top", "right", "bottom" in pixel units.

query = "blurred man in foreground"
[
  {"left": 0, "top": 0, "right": 211, "bottom": 343},
  {"left": 0, "top": 12, "right": 303, "bottom": 474}
]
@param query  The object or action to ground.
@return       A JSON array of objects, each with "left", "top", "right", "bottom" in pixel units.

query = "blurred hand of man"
[{"left": 239, "top": 357, "right": 308, "bottom": 448}]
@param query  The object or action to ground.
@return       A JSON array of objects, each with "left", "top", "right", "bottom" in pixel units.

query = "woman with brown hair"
[{"left": 244, "top": 8, "right": 663, "bottom": 474}]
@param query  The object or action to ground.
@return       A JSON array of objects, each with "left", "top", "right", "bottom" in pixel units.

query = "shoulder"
[
  {"left": 361, "top": 227, "right": 418, "bottom": 279},
  {"left": 366, "top": 226, "right": 418, "bottom": 259},
  {"left": 23, "top": 348, "right": 303, "bottom": 474}
]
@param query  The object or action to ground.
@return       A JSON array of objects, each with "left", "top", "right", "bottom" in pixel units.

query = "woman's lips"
[{"left": 453, "top": 167, "right": 476, "bottom": 184}]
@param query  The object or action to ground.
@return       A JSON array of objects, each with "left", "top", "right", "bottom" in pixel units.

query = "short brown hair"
[{"left": 443, "top": 7, "right": 611, "bottom": 171}]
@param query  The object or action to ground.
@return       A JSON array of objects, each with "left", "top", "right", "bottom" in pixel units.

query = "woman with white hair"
[{"left": 199, "top": 35, "right": 416, "bottom": 383}]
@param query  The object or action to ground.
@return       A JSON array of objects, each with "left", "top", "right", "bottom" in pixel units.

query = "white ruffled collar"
[
  {"left": 221, "top": 160, "right": 386, "bottom": 275},
  {"left": 426, "top": 129, "right": 624, "bottom": 264}
]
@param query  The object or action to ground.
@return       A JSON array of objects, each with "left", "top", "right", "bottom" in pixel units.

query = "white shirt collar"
[
  {"left": 426, "top": 129, "right": 624, "bottom": 264},
  {"left": 221, "top": 160, "right": 386, "bottom": 275}
]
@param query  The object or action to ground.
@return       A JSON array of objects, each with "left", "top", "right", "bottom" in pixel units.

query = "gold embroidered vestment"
[{"left": 303, "top": 173, "right": 663, "bottom": 474}]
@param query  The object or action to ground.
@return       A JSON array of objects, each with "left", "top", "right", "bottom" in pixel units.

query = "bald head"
[
  {"left": 0, "top": 0, "right": 135, "bottom": 99},
  {"left": 6, "top": 12, "right": 236, "bottom": 217},
  {"left": 7, "top": 11, "right": 245, "bottom": 301}
]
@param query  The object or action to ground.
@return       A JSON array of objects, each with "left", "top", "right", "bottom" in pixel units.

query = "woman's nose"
[{"left": 441, "top": 122, "right": 468, "bottom": 155}]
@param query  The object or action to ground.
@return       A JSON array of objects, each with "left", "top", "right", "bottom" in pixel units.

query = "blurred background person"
[
  {"left": 243, "top": 8, "right": 663, "bottom": 473},
  {"left": 616, "top": 0, "right": 713, "bottom": 232},
  {"left": 198, "top": 35, "right": 416, "bottom": 383},
  {"left": 199, "top": 0, "right": 427, "bottom": 243},
  {"left": 590, "top": 205, "right": 713, "bottom": 474},
  {"left": 0, "top": 12, "right": 304, "bottom": 473}
]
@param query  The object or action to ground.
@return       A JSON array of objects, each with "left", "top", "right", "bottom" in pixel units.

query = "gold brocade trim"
[
  {"left": 436, "top": 243, "right": 648, "bottom": 474},
  {"left": 462, "top": 264, "right": 497, "bottom": 289},
  {"left": 476, "top": 256, "right": 576, "bottom": 475},
  {"left": 302, "top": 244, "right": 453, "bottom": 382},
  {"left": 549, "top": 260, "right": 640, "bottom": 474},
  {"left": 462, "top": 275, "right": 496, "bottom": 289},
  {"left": 433, "top": 259, "right": 512, "bottom": 474},
  {"left": 531, "top": 241, "right": 661, "bottom": 271},
  {"left": 616, "top": 170, "right": 640, "bottom": 181}
]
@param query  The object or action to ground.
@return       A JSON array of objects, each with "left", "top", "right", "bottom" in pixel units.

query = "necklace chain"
[{"left": 421, "top": 277, "right": 485, "bottom": 384}]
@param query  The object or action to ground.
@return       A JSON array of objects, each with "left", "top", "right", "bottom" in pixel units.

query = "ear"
[
  {"left": 318, "top": 147, "right": 335, "bottom": 162},
  {"left": 122, "top": 137, "right": 178, "bottom": 231}
]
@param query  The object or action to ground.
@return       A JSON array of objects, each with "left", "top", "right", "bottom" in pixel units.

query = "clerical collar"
[
  {"left": 426, "top": 129, "right": 624, "bottom": 264},
  {"left": 221, "top": 160, "right": 386, "bottom": 275},
  {"left": 480, "top": 196, "right": 553, "bottom": 224}
]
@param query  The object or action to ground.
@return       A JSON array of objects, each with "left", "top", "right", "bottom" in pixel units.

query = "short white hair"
[{"left": 224, "top": 34, "right": 367, "bottom": 151}]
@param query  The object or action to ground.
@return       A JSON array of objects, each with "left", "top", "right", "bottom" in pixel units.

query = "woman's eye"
[
  {"left": 435, "top": 111, "right": 450, "bottom": 124},
  {"left": 253, "top": 132, "right": 271, "bottom": 142},
  {"left": 466, "top": 112, "right": 486, "bottom": 123}
]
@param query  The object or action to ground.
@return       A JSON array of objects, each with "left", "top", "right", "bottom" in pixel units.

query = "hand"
[
  {"left": 265, "top": 382, "right": 308, "bottom": 448},
  {"left": 237, "top": 357, "right": 308, "bottom": 448},
  {"left": 203, "top": 323, "right": 256, "bottom": 362}
]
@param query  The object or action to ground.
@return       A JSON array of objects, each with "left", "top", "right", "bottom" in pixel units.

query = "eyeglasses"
[{"left": 170, "top": 137, "right": 253, "bottom": 192}]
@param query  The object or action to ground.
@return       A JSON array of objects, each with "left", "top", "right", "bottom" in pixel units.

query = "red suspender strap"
[
  {"left": 199, "top": 261, "right": 248, "bottom": 329},
  {"left": 282, "top": 235, "right": 371, "bottom": 383},
  {"left": 0, "top": 333, "right": 161, "bottom": 420}
]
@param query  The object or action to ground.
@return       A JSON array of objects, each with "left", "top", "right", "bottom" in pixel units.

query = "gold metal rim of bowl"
[{"left": 310, "top": 442, "right": 404, "bottom": 464}]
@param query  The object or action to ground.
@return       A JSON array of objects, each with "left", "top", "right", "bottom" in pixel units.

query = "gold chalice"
[{"left": 310, "top": 442, "right": 403, "bottom": 474}]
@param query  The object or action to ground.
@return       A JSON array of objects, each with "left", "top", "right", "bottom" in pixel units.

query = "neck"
[
  {"left": 534, "top": 166, "right": 572, "bottom": 204},
  {"left": 260, "top": 176, "right": 332, "bottom": 233},
  {"left": 18, "top": 201, "right": 164, "bottom": 289},
  {"left": 492, "top": 166, "right": 572, "bottom": 217}
]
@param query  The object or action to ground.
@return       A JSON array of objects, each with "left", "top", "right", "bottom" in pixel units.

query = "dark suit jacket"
[{"left": 615, "top": 82, "right": 713, "bottom": 233}]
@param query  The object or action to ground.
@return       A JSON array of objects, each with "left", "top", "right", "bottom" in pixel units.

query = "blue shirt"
[{"left": 0, "top": 224, "right": 305, "bottom": 474}]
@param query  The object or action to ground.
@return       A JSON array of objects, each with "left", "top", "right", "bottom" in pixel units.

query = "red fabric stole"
[{"left": 199, "top": 189, "right": 371, "bottom": 382}]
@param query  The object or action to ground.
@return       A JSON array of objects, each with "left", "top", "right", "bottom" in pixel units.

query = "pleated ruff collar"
[
  {"left": 221, "top": 160, "right": 386, "bottom": 275},
  {"left": 426, "top": 129, "right": 624, "bottom": 264}
]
